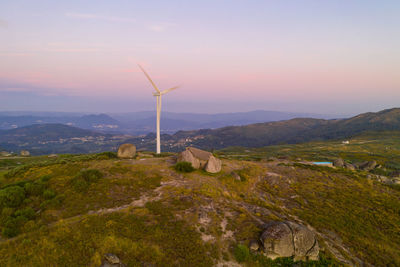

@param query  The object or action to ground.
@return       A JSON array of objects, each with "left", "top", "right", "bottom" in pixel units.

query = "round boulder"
[
  {"left": 260, "top": 221, "right": 319, "bottom": 261},
  {"left": 260, "top": 222, "right": 294, "bottom": 259},
  {"left": 117, "top": 144, "right": 136, "bottom": 159}
]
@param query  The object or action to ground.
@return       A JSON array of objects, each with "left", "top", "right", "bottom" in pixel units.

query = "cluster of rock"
[
  {"left": 100, "top": 253, "right": 126, "bottom": 267},
  {"left": 368, "top": 174, "right": 400, "bottom": 185},
  {"left": 117, "top": 144, "right": 136, "bottom": 158},
  {"left": 177, "top": 147, "right": 221, "bottom": 173},
  {"left": 333, "top": 158, "right": 377, "bottom": 171},
  {"left": 251, "top": 221, "right": 319, "bottom": 261}
]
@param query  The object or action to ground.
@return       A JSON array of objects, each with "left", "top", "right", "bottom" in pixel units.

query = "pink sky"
[{"left": 0, "top": 0, "right": 399, "bottom": 114}]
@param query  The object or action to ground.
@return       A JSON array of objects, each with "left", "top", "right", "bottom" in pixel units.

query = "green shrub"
[
  {"left": 2, "top": 221, "right": 19, "bottom": 237},
  {"left": 15, "top": 207, "right": 36, "bottom": 220},
  {"left": 71, "top": 169, "right": 103, "bottom": 192},
  {"left": 174, "top": 162, "right": 195, "bottom": 173},
  {"left": 24, "top": 182, "right": 45, "bottom": 196},
  {"left": 233, "top": 244, "right": 250, "bottom": 263},
  {"left": 43, "top": 189, "right": 56, "bottom": 200},
  {"left": 39, "top": 175, "right": 52, "bottom": 183},
  {"left": 79, "top": 169, "right": 103, "bottom": 183},
  {"left": 96, "top": 151, "right": 118, "bottom": 159},
  {"left": 0, "top": 186, "right": 26, "bottom": 208}
]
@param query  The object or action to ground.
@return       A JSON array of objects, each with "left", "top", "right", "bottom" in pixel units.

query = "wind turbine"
[{"left": 138, "top": 64, "right": 179, "bottom": 154}]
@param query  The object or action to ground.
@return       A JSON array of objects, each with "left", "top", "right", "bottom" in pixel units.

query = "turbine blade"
[
  {"left": 138, "top": 64, "right": 160, "bottom": 93},
  {"left": 161, "top": 85, "right": 179, "bottom": 95}
]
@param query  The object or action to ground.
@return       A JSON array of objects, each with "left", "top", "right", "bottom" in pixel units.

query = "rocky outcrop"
[
  {"left": 259, "top": 221, "right": 319, "bottom": 261},
  {"left": 231, "top": 171, "right": 242, "bottom": 181},
  {"left": 177, "top": 147, "right": 221, "bottom": 173},
  {"left": 357, "top": 160, "right": 377, "bottom": 171},
  {"left": 344, "top": 162, "right": 356, "bottom": 170},
  {"left": 117, "top": 144, "right": 136, "bottom": 159}
]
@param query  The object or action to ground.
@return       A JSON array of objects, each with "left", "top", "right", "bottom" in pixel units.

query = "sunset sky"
[{"left": 0, "top": 0, "right": 399, "bottom": 115}]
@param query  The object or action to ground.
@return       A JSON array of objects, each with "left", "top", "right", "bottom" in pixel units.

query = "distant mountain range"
[
  {"left": 1, "top": 108, "right": 399, "bottom": 154},
  {"left": 0, "top": 110, "right": 340, "bottom": 135},
  {"left": 166, "top": 108, "right": 400, "bottom": 150}
]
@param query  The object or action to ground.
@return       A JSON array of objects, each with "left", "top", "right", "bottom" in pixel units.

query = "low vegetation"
[
  {"left": 174, "top": 162, "right": 195, "bottom": 172},
  {"left": 0, "top": 133, "right": 399, "bottom": 266}
]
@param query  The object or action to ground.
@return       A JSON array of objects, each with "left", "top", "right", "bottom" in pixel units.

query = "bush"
[
  {"left": 15, "top": 207, "right": 36, "bottom": 220},
  {"left": 0, "top": 186, "right": 26, "bottom": 208},
  {"left": 71, "top": 169, "right": 103, "bottom": 192},
  {"left": 174, "top": 162, "right": 195, "bottom": 173},
  {"left": 24, "top": 182, "right": 45, "bottom": 196},
  {"left": 43, "top": 189, "right": 56, "bottom": 200},
  {"left": 79, "top": 169, "right": 103, "bottom": 183},
  {"left": 96, "top": 151, "right": 118, "bottom": 159},
  {"left": 233, "top": 244, "right": 250, "bottom": 263}
]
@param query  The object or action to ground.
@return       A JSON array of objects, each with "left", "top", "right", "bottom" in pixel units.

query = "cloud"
[
  {"left": 65, "top": 12, "right": 135, "bottom": 23},
  {"left": 148, "top": 22, "right": 176, "bottom": 32},
  {"left": 0, "top": 18, "right": 8, "bottom": 28}
]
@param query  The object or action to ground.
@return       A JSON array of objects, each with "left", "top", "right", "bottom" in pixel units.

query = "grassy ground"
[
  {"left": 218, "top": 131, "right": 400, "bottom": 175},
  {"left": 0, "top": 139, "right": 399, "bottom": 266}
]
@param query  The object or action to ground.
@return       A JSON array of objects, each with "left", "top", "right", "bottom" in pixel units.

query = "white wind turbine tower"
[{"left": 138, "top": 64, "right": 179, "bottom": 154}]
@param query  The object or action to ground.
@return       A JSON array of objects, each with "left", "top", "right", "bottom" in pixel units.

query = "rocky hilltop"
[{"left": 0, "top": 144, "right": 399, "bottom": 266}]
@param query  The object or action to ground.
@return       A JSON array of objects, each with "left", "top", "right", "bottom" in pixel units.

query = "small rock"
[
  {"left": 117, "top": 144, "right": 136, "bottom": 159},
  {"left": 104, "top": 253, "right": 120, "bottom": 264},
  {"left": 231, "top": 171, "right": 242, "bottom": 181},
  {"left": 249, "top": 240, "right": 260, "bottom": 251},
  {"left": 333, "top": 158, "right": 345, "bottom": 168},
  {"left": 20, "top": 150, "right": 30, "bottom": 156},
  {"left": 48, "top": 154, "right": 58, "bottom": 158}
]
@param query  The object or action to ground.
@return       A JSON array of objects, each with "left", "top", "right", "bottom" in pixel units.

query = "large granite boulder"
[
  {"left": 177, "top": 147, "right": 221, "bottom": 173},
  {"left": 205, "top": 155, "right": 222, "bottom": 173},
  {"left": 260, "top": 221, "right": 319, "bottom": 261},
  {"left": 117, "top": 144, "right": 136, "bottom": 159},
  {"left": 260, "top": 222, "right": 294, "bottom": 259},
  {"left": 178, "top": 149, "right": 200, "bottom": 169}
]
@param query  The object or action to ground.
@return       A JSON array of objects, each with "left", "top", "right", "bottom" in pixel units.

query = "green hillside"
[
  {"left": 174, "top": 108, "right": 400, "bottom": 150},
  {"left": 0, "top": 135, "right": 399, "bottom": 266}
]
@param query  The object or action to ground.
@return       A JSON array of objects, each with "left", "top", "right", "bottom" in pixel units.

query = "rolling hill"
[
  {"left": 0, "top": 124, "right": 128, "bottom": 155},
  {"left": 167, "top": 108, "right": 400, "bottom": 150}
]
